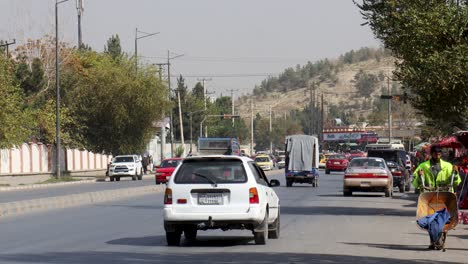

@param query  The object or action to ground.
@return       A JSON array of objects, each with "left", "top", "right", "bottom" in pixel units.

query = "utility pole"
[
  {"left": 166, "top": 51, "right": 184, "bottom": 156},
  {"left": 321, "top": 93, "right": 324, "bottom": 142},
  {"left": 55, "top": 0, "right": 72, "bottom": 179},
  {"left": 226, "top": 89, "right": 238, "bottom": 127},
  {"left": 269, "top": 105, "right": 272, "bottom": 154},
  {"left": 198, "top": 78, "right": 213, "bottom": 137},
  {"left": 134, "top": 28, "right": 159, "bottom": 73},
  {"left": 387, "top": 77, "right": 392, "bottom": 143},
  {"left": 250, "top": 99, "right": 254, "bottom": 156},
  {"left": 0, "top": 39, "right": 16, "bottom": 57},
  {"left": 76, "top": 0, "right": 83, "bottom": 48}
]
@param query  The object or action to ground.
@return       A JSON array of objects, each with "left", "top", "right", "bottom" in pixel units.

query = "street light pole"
[
  {"left": 134, "top": 28, "right": 159, "bottom": 72},
  {"left": 55, "top": 0, "right": 71, "bottom": 179}
]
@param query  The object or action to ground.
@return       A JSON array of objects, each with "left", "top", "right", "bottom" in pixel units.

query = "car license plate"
[
  {"left": 360, "top": 182, "right": 371, "bottom": 187},
  {"left": 198, "top": 193, "right": 223, "bottom": 205},
  {"left": 334, "top": 162, "right": 340, "bottom": 165}
]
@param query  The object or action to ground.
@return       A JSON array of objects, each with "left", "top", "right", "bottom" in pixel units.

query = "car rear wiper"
[{"left": 193, "top": 173, "right": 218, "bottom": 187}]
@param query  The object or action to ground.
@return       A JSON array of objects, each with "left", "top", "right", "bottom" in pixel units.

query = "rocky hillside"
[{"left": 235, "top": 55, "right": 398, "bottom": 120}]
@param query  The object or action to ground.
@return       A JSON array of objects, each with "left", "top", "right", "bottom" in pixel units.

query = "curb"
[
  {"left": 0, "top": 184, "right": 166, "bottom": 218},
  {"left": 0, "top": 179, "right": 98, "bottom": 192}
]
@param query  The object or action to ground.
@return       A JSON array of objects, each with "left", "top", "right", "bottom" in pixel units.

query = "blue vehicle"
[{"left": 284, "top": 135, "right": 320, "bottom": 187}]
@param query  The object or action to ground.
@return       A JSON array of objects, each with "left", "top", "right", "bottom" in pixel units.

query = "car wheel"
[
  {"left": 254, "top": 212, "right": 268, "bottom": 245},
  {"left": 116, "top": 177, "right": 120, "bottom": 181},
  {"left": 325, "top": 169, "right": 330, "bottom": 174},
  {"left": 138, "top": 170, "right": 143, "bottom": 180},
  {"left": 166, "top": 231, "right": 181, "bottom": 246},
  {"left": 405, "top": 181, "right": 411, "bottom": 192},
  {"left": 385, "top": 187, "right": 392, "bottom": 197},
  {"left": 268, "top": 210, "right": 280, "bottom": 239},
  {"left": 110, "top": 176, "right": 115, "bottom": 182},
  {"left": 184, "top": 226, "right": 197, "bottom": 241},
  {"left": 155, "top": 181, "right": 160, "bottom": 185},
  {"left": 132, "top": 173, "right": 137, "bottom": 181},
  {"left": 286, "top": 180, "right": 292, "bottom": 187},
  {"left": 343, "top": 190, "right": 352, "bottom": 197},
  {"left": 399, "top": 182, "right": 405, "bottom": 193}
]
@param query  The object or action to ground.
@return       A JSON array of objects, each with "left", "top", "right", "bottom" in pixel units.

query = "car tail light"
[
  {"left": 392, "top": 170, "right": 402, "bottom": 176},
  {"left": 344, "top": 173, "right": 359, "bottom": 179},
  {"left": 249, "top": 187, "right": 259, "bottom": 204},
  {"left": 372, "top": 173, "right": 389, "bottom": 178},
  {"left": 164, "top": 188, "right": 173, "bottom": 204}
]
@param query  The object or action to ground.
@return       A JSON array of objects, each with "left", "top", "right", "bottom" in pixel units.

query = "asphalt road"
[
  {"left": 1, "top": 170, "right": 468, "bottom": 264},
  {"left": 0, "top": 175, "right": 157, "bottom": 203}
]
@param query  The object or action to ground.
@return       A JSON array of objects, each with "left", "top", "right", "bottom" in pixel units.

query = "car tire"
[
  {"left": 268, "top": 210, "right": 280, "bottom": 239},
  {"left": 184, "top": 227, "right": 197, "bottom": 241},
  {"left": 132, "top": 173, "right": 137, "bottom": 181},
  {"left": 155, "top": 181, "right": 160, "bottom": 185},
  {"left": 166, "top": 231, "right": 181, "bottom": 246},
  {"left": 385, "top": 187, "right": 392, "bottom": 197},
  {"left": 399, "top": 183, "right": 405, "bottom": 193},
  {"left": 110, "top": 176, "right": 115, "bottom": 182},
  {"left": 343, "top": 190, "right": 352, "bottom": 197},
  {"left": 254, "top": 212, "right": 268, "bottom": 245},
  {"left": 405, "top": 181, "right": 411, "bottom": 192},
  {"left": 325, "top": 169, "right": 330, "bottom": 174},
  {"left": 286, "top": 180, "right": 292, "bottom": 187},
  {"left": 116, "top": 177, "right": 120, "bottom": 181},
  {"left": 138, "top": 169, "right": 143, "bottom": 180}
]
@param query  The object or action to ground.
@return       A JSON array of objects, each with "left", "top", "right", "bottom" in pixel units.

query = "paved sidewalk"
[{"left": 0, "top": 175, "right": 55, "bottom": 187}]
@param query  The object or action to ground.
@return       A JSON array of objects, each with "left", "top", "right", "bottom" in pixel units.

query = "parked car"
[
  {"left": 108, "top": 155, "right": 143, "bottom": 181},
  {"left": 325, "top": 154, "right": 349, "bottom": 174},
  {"left": 254, "top": 155, "right": 274, "bottom": 171},
  {"left": 155, "top": 158, "right": 183, "bottom": 184},
  {"left": 163, "top": 155, "right": 281, "bottom": 246},
  {"left": 367, "top": 149, "right": 411, "bottom": 193},
  {"left": 343, "top": 157, "right": 393, "bottom": 197}
]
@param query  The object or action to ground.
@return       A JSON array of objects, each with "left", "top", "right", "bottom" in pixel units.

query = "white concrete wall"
[{"left": 0, "top": 143, "right": 112, "bottom": 175}]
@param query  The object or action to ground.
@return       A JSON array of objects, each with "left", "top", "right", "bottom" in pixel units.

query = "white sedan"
[{"left": 163, "top": 155, "right": 281, "bottom": 246}]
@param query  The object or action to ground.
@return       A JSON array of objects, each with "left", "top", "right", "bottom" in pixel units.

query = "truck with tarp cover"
[{"left": 284, "top": 135, "right": 320, "bottom": 187}]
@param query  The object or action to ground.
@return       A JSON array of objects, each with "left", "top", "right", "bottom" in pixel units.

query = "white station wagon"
[{"left": 163, "top": 155, "right": 281, "bottom": 246}]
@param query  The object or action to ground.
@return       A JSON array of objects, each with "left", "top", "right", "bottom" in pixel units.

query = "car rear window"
[
  {"left": 255, "top": 157, "right": 270, "bottom": 162},
  {"left": 349, "top": 158, "right": 385, "bottom": 168},
  {"left": 330, "top": 155, "right": 346, "bottom": 159},
  {"left": 174, "top": 159, "right": 247, "bottom": 184},
  {"left": 114, "top": 156, "right": 134, "bottom": 163},
  {"left": 160, "top": 159, "right": 181, "bottom": 168}
]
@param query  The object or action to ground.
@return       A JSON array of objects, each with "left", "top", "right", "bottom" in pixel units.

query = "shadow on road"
[
  {"left": 281, "top": 206, "right": 415, "bottom": 217},
  {"left": 107, "top": 235, "right": 253, "bottom": 247},
  {"left": 342, "top": 241, "right": 468, "bottom": 253},
  {"left": 0, "top": 251, "right": 456, "bottom": 264},
  {"left": 341, "top": 242, "right": 428, "bottom": 251}
]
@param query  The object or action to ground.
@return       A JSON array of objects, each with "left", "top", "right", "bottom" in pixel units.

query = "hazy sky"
[{"left": 0, "top": 0, "right": 380, "bottom": 97}]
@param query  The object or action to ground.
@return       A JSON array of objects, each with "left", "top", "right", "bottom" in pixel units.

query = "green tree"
[
  {"left": 104, "top": 34, "right": 122, "bottom": 60},
  {"left": 0, "top": 54, "right": 32, "bottom": 147},
  {"left": 356, "top": 0, "right": 468, "bottom": 132},
  {"left": 352, "top": 70, "right": 379, "bottom": 97},
  {"left": 64, "top": 51, "right": 170, "bottom": 154}
]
